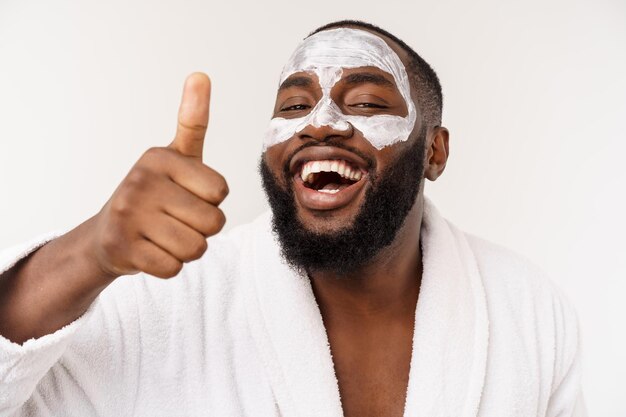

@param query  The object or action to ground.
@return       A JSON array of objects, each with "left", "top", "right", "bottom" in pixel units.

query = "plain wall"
[{"left": 1, "top": 0, "right": 624, "bottom": 414}]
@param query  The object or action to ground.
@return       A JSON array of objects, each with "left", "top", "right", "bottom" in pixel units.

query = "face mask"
[{"left": 263, "top": 28, "right": 416, "bottom": 150}]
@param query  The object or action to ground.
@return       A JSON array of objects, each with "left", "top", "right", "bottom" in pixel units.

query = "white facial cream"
[{"left": 263, "top": 28, "right": 416, "bottom": 150}]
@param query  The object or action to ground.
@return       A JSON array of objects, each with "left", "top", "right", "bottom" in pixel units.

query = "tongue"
[{"left": 318, "top": 182, "right": 348, "bottom": 192}]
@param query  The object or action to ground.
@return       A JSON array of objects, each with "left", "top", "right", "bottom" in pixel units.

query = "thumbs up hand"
[{"left": 89, "top": 73, "right": 229, "bottom": 279}]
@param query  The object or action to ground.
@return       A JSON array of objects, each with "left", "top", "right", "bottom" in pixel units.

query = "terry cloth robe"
[{"left": 0, "top": 198, "right": 586, "bottom": 417}]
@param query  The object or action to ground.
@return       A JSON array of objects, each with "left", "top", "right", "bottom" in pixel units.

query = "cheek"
[
  {"left": 372, "top": 144, "right": 407, "bottom": 174},
  {"left": 263, "top": 147, "right": 281, "bottom": 171},
  {"left": 263, "top": 143, "right": 292, "bottom": 181},
  {"left": 264, "top": 115, "right": 305, "bottom": 150}
]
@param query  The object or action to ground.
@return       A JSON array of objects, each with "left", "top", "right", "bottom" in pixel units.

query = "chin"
[{"left": 295, "top": 205, "right": 361, "bottom": 235}]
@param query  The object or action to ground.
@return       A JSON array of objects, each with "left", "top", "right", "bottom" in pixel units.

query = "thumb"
[{"left": 169, "top": 72, "right": 211, "bottom": 159}]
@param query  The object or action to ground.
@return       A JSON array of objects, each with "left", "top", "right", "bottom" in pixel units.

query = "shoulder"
[
  {"left": 464, "top": 231, "right": 569, "bottom": 306},
  {"left": 463, "top": 230, "right": 581, "bottom": 375},
  {"left": 465, "top": 231, "right": 577, "bottom": 318},
  {"left": 463, "top": 231, "right": 584, "bottom": 408}
]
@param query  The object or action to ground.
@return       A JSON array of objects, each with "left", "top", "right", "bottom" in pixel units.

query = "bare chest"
[{"left": 327, "top": 324, "right": 414, "bottom": 417}]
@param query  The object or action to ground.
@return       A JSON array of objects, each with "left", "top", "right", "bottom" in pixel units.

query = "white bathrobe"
[{"left": 0, "top": 199, "right": 586, "bottom": 417}]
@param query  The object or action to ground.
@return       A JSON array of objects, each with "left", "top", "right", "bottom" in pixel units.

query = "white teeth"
[
  {"left": 337, "top": 162, "right": 346, "bottom": 177},
  {"left": 300, "top": 159, "right": 364, "bottom": 183},
  {"left": 318, "top": 189, "right": 339, "bottom": 194}
]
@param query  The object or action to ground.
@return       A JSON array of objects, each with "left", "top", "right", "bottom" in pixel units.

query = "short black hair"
[{"left": 309, "top": 20, "right": 443, "bottom": 128}]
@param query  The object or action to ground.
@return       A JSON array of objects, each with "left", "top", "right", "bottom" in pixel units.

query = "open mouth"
[
  {"left": 300, "top": 159, "right": 364, "bottom": 193},
  {"left": 288, "top": 146, "right": 371, "bottom": 211}
]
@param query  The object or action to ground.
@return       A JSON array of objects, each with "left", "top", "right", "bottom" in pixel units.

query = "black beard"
[{"left": 259, "top": 128, "right": 426, "bottom": 277}]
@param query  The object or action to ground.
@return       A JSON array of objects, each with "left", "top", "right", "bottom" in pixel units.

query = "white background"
[{"left": 1, "top": 0, "right": 624, "bottom": 414}]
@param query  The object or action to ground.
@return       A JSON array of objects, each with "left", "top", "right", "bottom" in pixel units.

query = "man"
[{"left": 0, "top": 20, "right": 585, "bottom": 417}]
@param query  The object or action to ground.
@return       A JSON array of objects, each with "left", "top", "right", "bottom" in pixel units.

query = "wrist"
[{"left": 72, "top": 214, "right": 121, "bottom": 285}]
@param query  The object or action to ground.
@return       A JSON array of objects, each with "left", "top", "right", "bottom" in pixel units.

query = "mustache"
[{"left": 281, "top": 139, "right": 377, "bottom": 179}]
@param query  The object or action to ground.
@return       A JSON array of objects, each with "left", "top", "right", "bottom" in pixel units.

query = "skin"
[
  {"left": 263, "top": 27, "right": 449, "bottom": 417},
  {"left": 0, "top": 27, "right": 449, "bottom": 417}
]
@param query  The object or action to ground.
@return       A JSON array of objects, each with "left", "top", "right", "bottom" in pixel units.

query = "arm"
[
  {"left": 0, "top": 215, "right": 115, "bottom": 344},
  {"left": 0, "top": 73, "right": 226, "bottom": 345},
  {"left": 0, "top": 234, "right": 142, "bottom": 417},
  {"left": 0, "top": 73, "right": 227, "bottom": 414},
  {"left": 545, "top": 295, "right": 587, "bottom": 417}
]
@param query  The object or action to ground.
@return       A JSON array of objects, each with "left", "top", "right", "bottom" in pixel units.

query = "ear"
[{"left": 424, "top": 126, "right": 449, "bottom": 181}]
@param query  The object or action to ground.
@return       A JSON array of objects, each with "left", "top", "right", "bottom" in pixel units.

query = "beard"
[{"left": 259, "top": 127, "right": 426, "bottom": 277}]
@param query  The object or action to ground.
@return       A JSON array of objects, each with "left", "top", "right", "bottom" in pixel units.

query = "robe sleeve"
[
  {"left": 544, "top": 290, "right": 588, "bottom": 417},
  {"left": 0, "top": 231, "right": 83, "bottom": 415},
  {"left": 0, "top": 231, "right": 137, "bottom": 416}
]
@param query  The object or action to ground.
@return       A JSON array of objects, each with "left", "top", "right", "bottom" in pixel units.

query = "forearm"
[{"left": 0, "top": 215, "right": 117, "bottom": 344}]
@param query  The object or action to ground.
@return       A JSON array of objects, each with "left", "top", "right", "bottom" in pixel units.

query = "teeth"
[
  {"left": 318, "top": 189, "right": 339, "bottom": 194},
  {"left": 337, "top": 162, "right": 346, "bottom": 177},
  {"left": 300, "top": 159, "right": 364, "bottom": 183}
]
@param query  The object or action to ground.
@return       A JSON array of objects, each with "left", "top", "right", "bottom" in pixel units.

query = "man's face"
[{"left": 260, "top": 28, "right": 427, "bottom": 274}]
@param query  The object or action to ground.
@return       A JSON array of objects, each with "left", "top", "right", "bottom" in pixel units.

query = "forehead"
[
  {"left": 278, "top": 66, "right": 397, "bottom": 92},
  {"left": 279, "top": 28, "right": 408, "bottom": 86}
]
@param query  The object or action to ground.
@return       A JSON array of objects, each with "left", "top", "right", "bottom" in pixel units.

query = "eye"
[
  {"left": 350, "top": 102, "right": 388, "bottom": 109},
  {"left": 343, "top": 93, "right": 391, "bottom": 112},
  {"left": 280, "top": 103, "right": 311, "bottom": 112}
]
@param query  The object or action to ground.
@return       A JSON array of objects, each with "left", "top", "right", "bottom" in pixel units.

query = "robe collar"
[{"left": 243, "top": 198, "right": 489, "bottom": 416}]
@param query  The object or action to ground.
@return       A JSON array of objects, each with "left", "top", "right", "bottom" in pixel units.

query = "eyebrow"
[
  {"left": 278, "top": 76, "right": 313, "bottom": 91},
  {"left": 342, "top": 72, "right": 395, "bottom": 89}
]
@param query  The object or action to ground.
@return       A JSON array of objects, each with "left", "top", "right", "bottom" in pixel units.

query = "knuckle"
[
  {"left": 202, "top": 208, "right": 225, "bottom": 236},
  {"left": 213, "top": 176, "right": 229, "bottom": 201},
  {"left": 187, "top": 237, "right": 208, "bottom": 260},
  {"left": 143, "top": 146, "right": 166, "bottom": 161},
  {"left": 117, "top": 168, "right": 156, "bottom": 210},
  {"left": 179, "top": 120, "right": 208, "bottom": 133},
  {"left": 140, "top": 250, "right": 182, "bottom": 278},
  {"left": 212, "top": 208, "right": 226, "bottom": 231},
  {"left": 111, "top": 194, "right": 133, "bottom": 216},
  {"left": 125, "top": 166, "right": 150, "bottom": 188},
  {"left": 141, "top": 147, "right": 175, "bottom": 169},
  {"left": 161, "top": 259, "right": 183, "bottom": 278}
]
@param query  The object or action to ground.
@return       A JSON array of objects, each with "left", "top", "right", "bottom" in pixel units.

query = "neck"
[{"left": 309, "top": 194, "right": 424, "bottom": 323}]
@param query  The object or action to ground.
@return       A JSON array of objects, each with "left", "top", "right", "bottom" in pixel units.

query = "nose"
[{"left": 296, "top": 122, "right": 354, "bottom": 143}]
